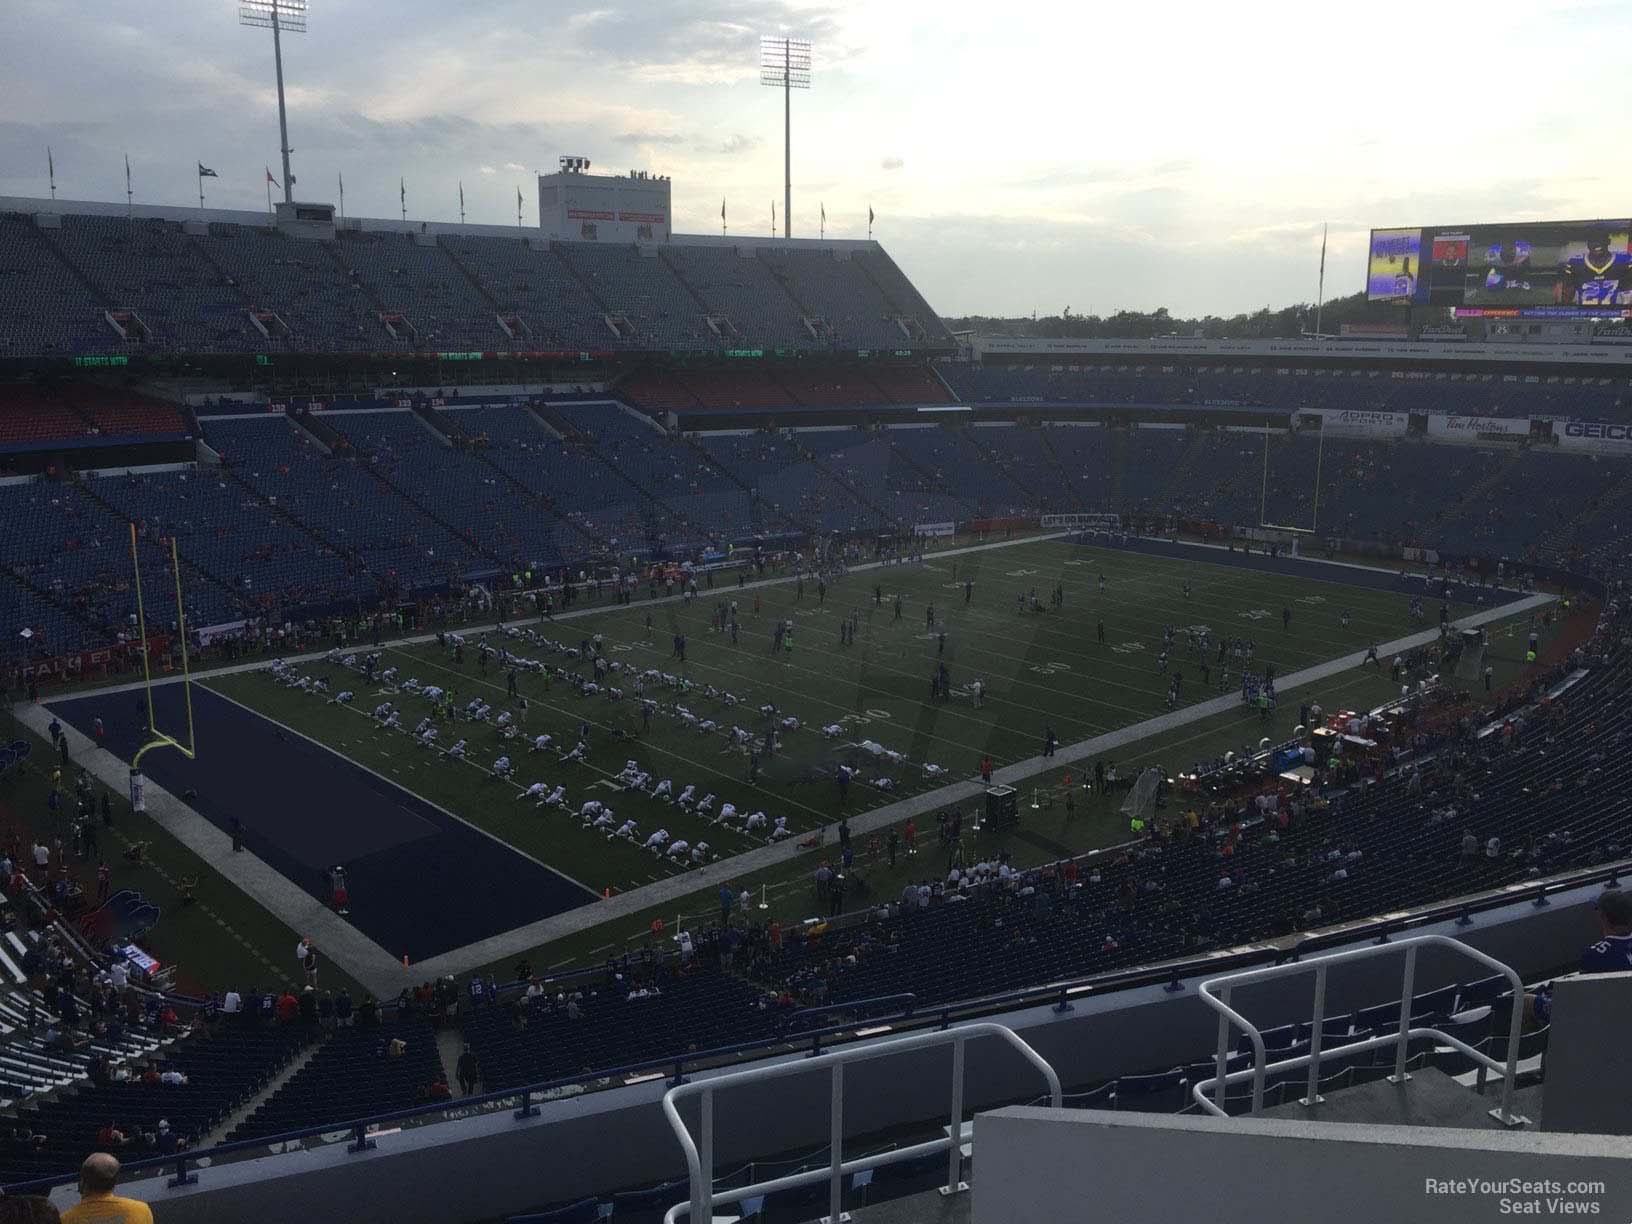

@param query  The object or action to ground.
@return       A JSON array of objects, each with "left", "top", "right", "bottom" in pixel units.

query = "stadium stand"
[{"left": 10, "top": 203, "right": 1632, "bottom": 1220}]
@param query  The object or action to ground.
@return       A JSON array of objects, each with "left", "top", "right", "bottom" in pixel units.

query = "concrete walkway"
[{"left": 14, "top": 528, "right": 1552, "bottom": 998}]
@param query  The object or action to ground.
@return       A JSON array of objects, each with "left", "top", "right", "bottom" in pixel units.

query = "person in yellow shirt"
[{"left": 61, "top": 1153, "right": 152, "bottom": 1224}]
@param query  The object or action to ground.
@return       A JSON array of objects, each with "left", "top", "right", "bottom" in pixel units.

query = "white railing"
[
  {"left": 1191, "top": 934, "right": 1528, "bottom": 1128},
  {"left": 661, "top": 1021, "right": 1062, "bottom": 1224}
]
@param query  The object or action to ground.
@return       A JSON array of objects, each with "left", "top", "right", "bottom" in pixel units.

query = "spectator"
[
  {"left": 0, "top": 1196, "right": 59, "bottom": 1223},
  {"left": 456, "top": 1046, "right": 482, "bottom": 1096},
  {"left": 62, "top": 1152, "right": 152, "bottom": 1224},
  {"left": 1533, "top": 889, "right": 1632, "bottom": 1024}
]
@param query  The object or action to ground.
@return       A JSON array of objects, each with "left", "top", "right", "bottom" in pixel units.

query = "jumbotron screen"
[{"left": 1366, "top": 220, "right": 1632, "bottom": 317}]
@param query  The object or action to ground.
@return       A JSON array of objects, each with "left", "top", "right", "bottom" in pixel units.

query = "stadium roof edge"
[
  {"left": 971, "top": 334, "right": 1632, "bottom": 369},
  {"left": 0, "top": 195, "right": 883, "bottom": 251}
]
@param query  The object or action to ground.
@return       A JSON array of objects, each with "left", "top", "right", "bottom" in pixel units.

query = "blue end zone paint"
[
  {"left": 1077, "top": 534, "right": 1527, "bottom": 606},
  {"left": 49, "top": 684, "right": 600, "bottom": 961}
]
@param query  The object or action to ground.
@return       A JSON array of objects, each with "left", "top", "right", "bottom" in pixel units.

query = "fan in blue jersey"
[
  {"left": 1557, "top": 231, "right": 1632, "bottom": 307},
  {"left": 1532, "top": 888, "right": 1632, "bottom": 1023}
]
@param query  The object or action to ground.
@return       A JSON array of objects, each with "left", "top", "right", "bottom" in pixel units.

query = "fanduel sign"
[{"left": 1559, "top": 420, "right": 1632, "bottom": 455}]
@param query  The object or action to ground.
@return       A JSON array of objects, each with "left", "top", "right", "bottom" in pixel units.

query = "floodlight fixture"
[
  {"left": 760, "top": 36, "right": 811, "bottom": 239},
  {"left": 240, "top": 0, "right": 308, "bottom": 207}
]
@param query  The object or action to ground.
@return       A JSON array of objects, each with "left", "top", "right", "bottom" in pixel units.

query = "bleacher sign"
[
  {"left": 1559, "top": 419, "right": 1632, "bottom": 455},
  {"left": 1309, "top": 408, "right": 1408, "bottom": 437}
]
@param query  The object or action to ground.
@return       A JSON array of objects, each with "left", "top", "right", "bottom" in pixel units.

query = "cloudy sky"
[{"left": 3, "top": 0, "right": 1629, "bottom": 318}]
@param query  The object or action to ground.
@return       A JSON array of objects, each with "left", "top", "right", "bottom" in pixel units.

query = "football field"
[{"left": 202, "top": 536, "right": 1493, "bottom": 899}]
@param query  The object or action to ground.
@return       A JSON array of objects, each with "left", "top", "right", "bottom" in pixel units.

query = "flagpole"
[
  {"left": 516, "top": 186, "right": 523, "bottom": 228},
  {"left": 339, "top": 172, "right": 345, "bottom": 226},
  {"left": 125, "top": 154, "right": 133, "bottom": 218},
  {"left": 459, "top": 181, "right": 465, "bottom": 227},
  {"left": 1315, "top": 221, "right": 1328, "bottom": 337},
  {"left": 820, "top": 203, "right": 825, "bottom": 241},
  {"left": 199, "top": 170, "right": 205, "bottom": 211},
  {"left": 400, "top": 178, "right": 406, "bottom": 223},
  {"left": 721, "top": 198, "right": 727, "bottom": 237},
  {"left": 47, "top": 148, "right": 56, "bottom": 201},
  {"left": 266, "top": 176, "right": 272, "bottom": 218}
]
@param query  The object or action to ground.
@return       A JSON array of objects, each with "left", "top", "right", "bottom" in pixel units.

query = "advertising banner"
[
  {"left": 1558, "top": 420, "right": 1632, "bottom": 455},
  {"left": 1308, "top": 409, "right": 1409, "bottom": 438},
  {"left": 1427, "top": 415, "right": 1531, "bottom": 440}
]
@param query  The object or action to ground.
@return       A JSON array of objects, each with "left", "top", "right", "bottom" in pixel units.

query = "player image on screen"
[
  {"left": 1365, "top": 229, "right": 1421, "bottom": 302},
  {"left": 1481, "top": 240, "right": 1533, "bottom": 294},
  {"left": 1558, "top": 230, "right": 1632, "bottom": 308}
]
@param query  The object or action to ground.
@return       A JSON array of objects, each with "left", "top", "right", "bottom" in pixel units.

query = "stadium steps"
[
  {"left": 523, "top": 404, "right": 569, "bottom": 439},
  {"left": 195, "top": 1036, "right": 328, "bottom": 1151},
  {"left": 1433, "top": 450, "right": 1527, "bottom": 534},
  {"left": 1150, "top": 429, "right": 1210, "bottom": 510},
  {"left": 1542, "top": 463, "right": 1632, "bottom": 561},
  {"left": 318, "top": 242, "right": 395, "bottom": 341},
  {"left": 359, "top": 462, "right": 507, "bottom": 567},
  {"left": 465, "top": 442, "right": 611, "bottom": 556},
  {"left": 1, "top": 565, "right": 104, "bottom": 646},
  {"left": 762, "top": 263, "right": 819, "bottom": 322},
  {"left": 676, "top": 431, "right": 814, "bottom": 536},
  {"left": 410, "top": 402, "right": 465, "bottom": 446},
  {"left": 1035, "top": 428, "right": 1086, "bottom": 508},
  {"left": 547, "top": 243, "right": 622, "bottom": 340},
  {"left": 579, "top": 438, "right": 715, "bottom": 545},
  {"left": 21, "top": 223, "right": 116, "bottom": 314},
  {"left": 68, "top": 480, "right": 247, "bottom": 611},
  {"left": 951, "top": 427, "right": 1036, "bottom": 503},
  {"left": 1105, "top": 427, "right": 1130, "bottom": 506},
  {"left": 655, "top": 249, "right": 717, "bottom": 317},
  {"left": 788, "top": 433, "right": 896, "bottom": 525},
  {"left": 883, "top": 431, "right": 960, "bottom": 501},
  {"left": 438, "top": 241, "right": 505, "bottom": 312},
  {"left": 216, "top": 463, "right": 367, "bottom": 569}
]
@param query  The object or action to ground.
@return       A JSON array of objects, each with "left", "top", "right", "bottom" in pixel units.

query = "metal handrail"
[
  {"left": 780, "top": 992, "right": 916, "bottom": 1033},
  {"left": 12, "top": 857, "right": 1618, "bottom": 1195},
  {"left": 1191, "top": 934, "right": 1529, "bottom": 1128},
  {"left": 659, "top": 1021, "right": 1061, "bottom": 1224}
]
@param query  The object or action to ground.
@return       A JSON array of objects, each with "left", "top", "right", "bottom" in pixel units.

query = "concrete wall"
[
  {"left": 73, "top": 880, "right": 1610, "bottom": 1223},
  {"left": 973, "top": 1106, "right": 1632, "bottom": 1224}
]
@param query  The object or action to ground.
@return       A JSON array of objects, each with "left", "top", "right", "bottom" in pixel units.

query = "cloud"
[
  {"left": 503, "top": 162, "right": 526, "bottom": 173},
  {"left": 479, "top": 165, "right": 496, "bottom": 175},
  {"left": 616, "top": 131, "right": 688, "bottom": 146},
  {"left": 718, "top": 133, "right": 760, "bottom": 155},
  {"left": 881, "top": 156, "right": 904, "bottom": 171}
]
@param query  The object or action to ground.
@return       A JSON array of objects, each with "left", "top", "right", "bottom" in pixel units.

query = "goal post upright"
[
  {"left": 129, "top": 524, "right": 197, "bottom": 768},
  {"left": 1258, "top": 413, "right": 1324, "bottom": 539}
]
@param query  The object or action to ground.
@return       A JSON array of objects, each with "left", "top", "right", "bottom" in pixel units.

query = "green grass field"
[{"left": 208, "top": 539, "right": 1494, "bottom": 901}]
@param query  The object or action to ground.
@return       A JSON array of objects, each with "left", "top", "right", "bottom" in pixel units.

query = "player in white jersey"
[
  {"left": 491, "top": 756, "right": 514, "bottom": 779},
  {"left": 519, "top": 782, "right": 551, "bottom": 802},
  {"left": 531, "top": 733, "right": 553, "bottom": 753}
]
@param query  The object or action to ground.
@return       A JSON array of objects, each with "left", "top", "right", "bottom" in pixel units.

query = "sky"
[{"left": 4, "top": 0, "right": 1631, "bottom": 319}]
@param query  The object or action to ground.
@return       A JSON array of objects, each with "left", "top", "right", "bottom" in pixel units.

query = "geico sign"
[{"left": 1565, "top": 421, "right": 1632, "bottom": 441}]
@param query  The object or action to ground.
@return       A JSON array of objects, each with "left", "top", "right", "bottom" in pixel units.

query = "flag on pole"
[
  {"left": 47, "top": 147, "right": 54, "bottom": 183},
  {"left": 1318, "top": 222, "right": 1328, "bottom": 284},
  {"left": 771, "top": 199, "right": 776, "bottom": 236},
  {"left": 820, "top": 202, "right": 826, "bottom": 224},
  {"left": 868, "top": 205, "right": 875, "bottom": 226},
  {"left": 265, "top": 167, "right": 280, "bottom": 188},
  {"left": 720, "top": 198, "right": 726, "bottom": 222},
  {"left": 125, "top": 154, "right": 131, "bottom": 186},
  {"left": 459, "top": 181, "right": 465, "bottom": 209},
  {"left": 198, "top": 164, "right": 218, "bottom": 178}
]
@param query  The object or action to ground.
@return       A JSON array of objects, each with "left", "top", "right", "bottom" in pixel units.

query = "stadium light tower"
[
  {"left": 760, "top": 35, "right": 810, "bottom": 240},
  {"left": 240, "top": 0, "right": 306, "bottom": 207}
]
